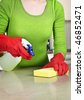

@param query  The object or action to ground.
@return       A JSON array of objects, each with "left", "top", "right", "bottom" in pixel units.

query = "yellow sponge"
[{"left": 33, "top": 68, "right": 57, "bottom": 78}]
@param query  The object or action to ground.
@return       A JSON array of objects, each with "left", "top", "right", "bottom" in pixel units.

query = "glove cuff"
[
  {"left": 51, "top": 53, "right": 65, "bottom": 63},
  {"left": 0, "top": 34, "right": 8, "bottom": 51}
]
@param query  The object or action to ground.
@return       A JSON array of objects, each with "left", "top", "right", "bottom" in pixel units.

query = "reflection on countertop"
[{"left": 0, "top": 65, "right": 71, "bottom": 100}]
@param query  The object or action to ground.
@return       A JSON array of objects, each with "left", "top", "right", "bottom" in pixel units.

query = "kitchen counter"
[{"left": 0, "top": 65, "right": 71, "bottom": 100}]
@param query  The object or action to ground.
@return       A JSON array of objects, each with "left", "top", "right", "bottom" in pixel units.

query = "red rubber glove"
[
  {"left": 43, "top": 53, "right": 69, "bottom": 76},
  {"left": 0, "top": 34, "right": 32, "bottom": 60}
]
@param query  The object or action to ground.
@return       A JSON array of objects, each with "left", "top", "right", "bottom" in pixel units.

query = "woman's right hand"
[{"left": 0, "top": 34, "right": 33, "bottom": 60}]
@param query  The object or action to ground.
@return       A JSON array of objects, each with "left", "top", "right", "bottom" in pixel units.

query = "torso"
[{"left": 8, "top": 0, "right": 55, "bottom": 67}]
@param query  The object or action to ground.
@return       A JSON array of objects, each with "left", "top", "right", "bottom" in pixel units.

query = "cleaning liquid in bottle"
[{"left": 0, "top": 52, "right": 22, "bottom": 71}]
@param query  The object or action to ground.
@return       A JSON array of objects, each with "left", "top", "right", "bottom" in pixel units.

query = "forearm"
[
  {"left": 53, "top": 1, "right": 67, "bottom": 58},
  {"left": 54, "top": 41, "right": 67, "bottom": 58}
]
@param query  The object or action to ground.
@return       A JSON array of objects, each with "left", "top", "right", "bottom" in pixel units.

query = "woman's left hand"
[{"left": 42, "top": 53, "right": 69, "bottom": 76}]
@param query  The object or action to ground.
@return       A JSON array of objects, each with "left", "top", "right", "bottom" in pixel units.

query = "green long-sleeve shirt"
[{"left": 0, "top": 0, "right": 67, "bottom": 67}]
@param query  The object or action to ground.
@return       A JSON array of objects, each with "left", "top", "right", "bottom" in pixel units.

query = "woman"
[{"left": 0, "top": 0, "right": 68, "bottom": 75}]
